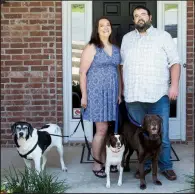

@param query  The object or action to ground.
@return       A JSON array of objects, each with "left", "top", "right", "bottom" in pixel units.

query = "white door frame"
[
  {"left": 62, "top": 1, "right": 187, "bottom": 142},
  {"left": 62, "top": 1, "right": 93, "bottom": 143},
  {"left": 157, "top": 1, "right": 186, "bottom": 141}
]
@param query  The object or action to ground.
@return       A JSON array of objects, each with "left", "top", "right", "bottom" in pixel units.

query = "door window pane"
[
  {"left": 164, "top": 4, "right": 178, "bottom": 44},
  {"left": 71, "top": 4, "right": 85, "bottom": 119},
  {"left": 164, "top": 4, "right": 178, "bottom": 118}
]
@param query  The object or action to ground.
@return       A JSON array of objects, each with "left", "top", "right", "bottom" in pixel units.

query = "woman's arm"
[
  {"left": 118, "top": 65, "right": 124, "bottom": 97},
  {"left": 117, "top": 65, "right": 121, "bottom": 103},
  {"left": 79, "top": 44, "right": 96, "bottom": 108}
]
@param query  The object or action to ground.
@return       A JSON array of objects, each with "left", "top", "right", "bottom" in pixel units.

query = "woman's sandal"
[{"left": 92, "top": 167, "right": 106, "bottom": 178}]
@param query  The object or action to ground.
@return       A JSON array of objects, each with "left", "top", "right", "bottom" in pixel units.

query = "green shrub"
[
  {"left": 185, "top": 174, "right": 195, "bottom": 193},
  {"left": 176, "top": 173, "right": 194, "bottom": 193},
  {"left": 1, "top": 165, "right": 70, "bottom": 193}
]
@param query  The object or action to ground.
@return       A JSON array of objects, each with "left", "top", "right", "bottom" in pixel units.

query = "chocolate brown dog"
[{"left": 122, "top": 114, "right": 162, "bottom": 190}]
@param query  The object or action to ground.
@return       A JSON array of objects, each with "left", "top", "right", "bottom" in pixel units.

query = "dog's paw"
[
  {"left": 106, "top": 183, "right": 110, "bottom": 188},
  {"left": 140, "top": 183, "right": 146, "bottom": 190},
  {"left": 62, "top": 167, "right": 68, "bottom": 172},
  {"left": 117, "top": 181, "right": 122, "bottom": 187},
  {"left": 153, "top": 180, "right": 162, "bottom": 185}
]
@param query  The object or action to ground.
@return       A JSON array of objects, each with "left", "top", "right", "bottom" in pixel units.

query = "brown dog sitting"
[{"left": 122, "top": 114, "right": 162, "bottom": 190}]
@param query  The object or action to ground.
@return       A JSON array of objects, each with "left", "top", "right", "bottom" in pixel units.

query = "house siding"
[
  {"left": 186, "top": 1, "right": 195, "bottom": 142},
  {"left": 1, "top": 1, "right": 63, "bottom": 147},
  {"left": 1, "top": 1, "right": 194, "bottom": 147}
]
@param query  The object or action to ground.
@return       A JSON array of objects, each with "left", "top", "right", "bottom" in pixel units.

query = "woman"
[{"left": 79, "top": 16, "right": 122, "bottom": 178}]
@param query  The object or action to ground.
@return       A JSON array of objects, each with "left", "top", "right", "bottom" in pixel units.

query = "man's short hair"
[{"left": 132, "top": 5, "right": 151, "bottom": 20}]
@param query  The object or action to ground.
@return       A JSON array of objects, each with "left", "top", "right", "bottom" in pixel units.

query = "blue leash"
[
  {"left": 114, "top": 103, "right": 144, "bottom": 135},
  {"left": 127, "top": 110, "right": 149, "bottom": 137},
  {"left": 127, "top": 113, "right": 142, "bottom": 128},
  {"left": 114, "top": 103, "right": 119, "bottom": 134}
]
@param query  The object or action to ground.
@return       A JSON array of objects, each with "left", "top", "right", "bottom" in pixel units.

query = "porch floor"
[{"left": 1, "top": 143, "right": 194, "bottom": 193}]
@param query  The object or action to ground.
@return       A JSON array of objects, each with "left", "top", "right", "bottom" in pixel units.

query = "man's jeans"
[{"left": 125, "top": 95, "right": 172, "bottom": 172}]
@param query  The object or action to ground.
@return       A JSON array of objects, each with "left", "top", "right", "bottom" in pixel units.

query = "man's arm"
[
  {"left": 118, "top": 65, "right": 124, "bottom": 96},
  {"left": 169, "top": 64, "right": 181, "bottom": 100},
  {"left": 119, "top": 35, "right": 126, "bottom": 97},
  {"left": 163, "top": 32, "right": 181, "bottom": 100}
]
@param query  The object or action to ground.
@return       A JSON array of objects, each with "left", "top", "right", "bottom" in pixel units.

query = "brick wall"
[
  {"left": 1, "top": 1, "right": 63, "bottom": 147},
  {"left": 186, "top": 1, "right": 195, "bottom": 142},
  {"left": 1, "top": 1, "right": 194, "bottom": 147}
]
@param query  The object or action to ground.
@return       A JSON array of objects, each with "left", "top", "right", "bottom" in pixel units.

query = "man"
[{"left": 120, "top": 5, "right": 181, "bottom": 181}]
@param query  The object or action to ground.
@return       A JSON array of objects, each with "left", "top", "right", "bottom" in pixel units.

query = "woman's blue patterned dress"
[{"left": 83, "top": 45, "right": 121, "bottom": 122}]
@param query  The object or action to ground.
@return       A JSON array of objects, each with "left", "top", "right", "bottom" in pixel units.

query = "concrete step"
[{"left": 1, "top": 144, "right": 194, "bottom": 193}]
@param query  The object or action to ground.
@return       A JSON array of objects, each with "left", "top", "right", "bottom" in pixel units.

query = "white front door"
[
  {"left": 62, "top": 1, "right": 93, "bottom": 142},
  {"left": 157, "top": 1, "right": 187, "bottom": 140}
]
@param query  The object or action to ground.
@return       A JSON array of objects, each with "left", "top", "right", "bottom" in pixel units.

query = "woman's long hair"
[{"left": 89, "top": 16, "right": 116, "bottom": 48}]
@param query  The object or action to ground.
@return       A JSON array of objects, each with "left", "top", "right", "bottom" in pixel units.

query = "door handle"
[{"left": 183, "top": 63, "right": 187, "bottom": 68}]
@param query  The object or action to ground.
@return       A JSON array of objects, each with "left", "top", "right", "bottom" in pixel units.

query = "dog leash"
[
  {"left": 49, "top": 92, "right": 84, "bottom": 139},
  {"left": 49, "top": 107, "right": 104, "bottom": 165},
  {"left": 80, "top": 108, "right": 104, "bottom": 165},
  {"left": 49, "top": 118, "right": 81, "bottom": 138},
  {"left": 127, "top": 112, "right": 142, "bottom": 128},
  {"left": 114, "top": 103, "right": 119, "bottom": 134},
  {"left": 114, "top": 102, "right": 143, "bottom": 134},
  {"left": 49, "top": 92, "right": 121, "bottom": 164},
  {"left": 127, "top": 112, "right": 149, "bottom": 137}
]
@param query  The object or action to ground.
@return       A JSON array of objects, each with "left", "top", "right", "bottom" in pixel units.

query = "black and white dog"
[
  {"left": 105, "top": 134, "right": 125, "bottom": 188},
  {"left": 11, "top": 121, "right": 67, "bottom": 173}
]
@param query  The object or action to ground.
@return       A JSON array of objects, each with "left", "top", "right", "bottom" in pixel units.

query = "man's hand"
[
  {"left": 168, "top": 85, "right": 179, "bottom": 101},
  {"left": 169, "top": 64, "right": 181, "bottom": 101}
]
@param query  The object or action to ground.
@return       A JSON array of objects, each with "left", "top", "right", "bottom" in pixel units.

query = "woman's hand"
[
  {"left": 118, "top": 95, "right": 122, "bottom": 104},
  {"left": 81, "top": 96, "right": 87, "bottom": 109}
]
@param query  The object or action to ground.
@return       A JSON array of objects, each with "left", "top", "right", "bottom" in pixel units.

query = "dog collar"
[
  {"left": 110, "top": 145, "right": 124, "bottom": 153},
  {"left": 18, "top": 141, "right": 38, "bottom": 160},
  {"left": 143, "top": 132, "right": 149, "bottom": 137},
  {"left": 110, "top": 147, "right": 121, "bottom": 153}
]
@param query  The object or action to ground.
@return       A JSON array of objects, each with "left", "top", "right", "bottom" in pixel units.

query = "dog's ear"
[
  {"left": 106, "top": 133, "right": 114, "bottom": 147},
  {"left": 142, "top": 114, "right": 150, "bottom": 129},
  {"left": 106, "top": 138, "right": 110, "bottom": 147},
  {"left": 11, "top": 122, "right": 17, "bottom": 135},
  {"left": 27, "top": 123, "right": 34, "bottom": 137},
  {"left": 119, "top": 133, "right": 126, "bottom": 146},
  {"left": 156, "top": 115, "right": 163, "bottom": 136}
]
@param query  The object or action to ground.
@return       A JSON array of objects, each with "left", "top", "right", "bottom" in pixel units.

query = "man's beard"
[{"left": 135, "top": 19, "right": 151, "bottom": 32}]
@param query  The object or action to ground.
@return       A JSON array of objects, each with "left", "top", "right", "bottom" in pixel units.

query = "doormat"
[{"left": 80, "top": 145, "right": 180, "bottom": 164}]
